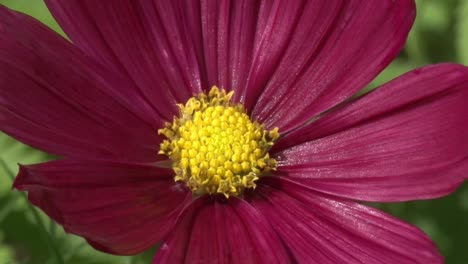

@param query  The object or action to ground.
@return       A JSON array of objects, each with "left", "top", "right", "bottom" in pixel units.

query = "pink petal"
[
  {"left": 0, "top": 6, "right": 163, "bottom": 162},
  {"left": 249, "top": 177, "right": 443, "bottom": 263},
  {"left": 195, "top": 0, "right": 261, "bottom": 94},
  {"left": 232, "top": 0, "right": 305, "bottom": 104},
  {"left": 44, "top": 1, "right": 414, "bottom": 133},
  {"left": 46, "top": 1, "right": 274, "bottom": 105},
  {"left": 274, "top": 64, "right": 468, "bottom": 202},
  {"left": 13, "top": 160, "right": 188, "bottom": 255},
  {"left": 249, "top": 0, "right": 415, "bottom": 132},
  {"left": 45, "top": 0, "right": 209, "bottom": 119},
  {"left": 154, "top": 196, "right": 290, "bottom": 263}
]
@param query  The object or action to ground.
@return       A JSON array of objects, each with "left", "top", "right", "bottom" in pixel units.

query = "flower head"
[
  {"left": 158, "top": 86, "right": 279, "bottom": 197},
  {"left": 1, "top": 1, "right": 467, "bottom": 263}
]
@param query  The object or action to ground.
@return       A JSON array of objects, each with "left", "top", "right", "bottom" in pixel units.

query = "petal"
[
  {"left": 0, "top": 6, "right": 162, "bottom": 161},
  {"left": 249, "top": 0, "right": 415, "bottom": 132},
  {"left": 13, "top": 160, "right": 189, "bottom": 255},
  {"left": 249, "top": 177, "right": 443, "bottom": 263},
  {"left": 45, "top": 0, "right": 205, "bottom": 119},
  {"left": 274, "top": 64, "right": 468, "bottom": 202},
  {"left": 45, "top": 1, "right": 415, "bottom": 132},
  {"left": 191, "top": 0, "right": 262, "bottom": 94},
  {"left": 45, "top": 0, "right": 266, "bottom": 95},
  {"left": 154, "top": 196, "right": 290, "bottom": 263},
  {"left": 45, "top": 0, "right": 301, "bottom": 111}
]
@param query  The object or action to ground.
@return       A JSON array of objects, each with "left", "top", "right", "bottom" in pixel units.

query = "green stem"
[{"left": 0, "top": 159, "right": 65, "bottom": 264}]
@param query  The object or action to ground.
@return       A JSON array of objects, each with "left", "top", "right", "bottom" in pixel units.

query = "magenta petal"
[
  {"left": 154, "top": 197, "right": 290, "bottom": 263},
  {"left": 232, "top": 0, "right": 305, "bottom": 105},
  {"left": 250, "top": 177, "right": 443, "bottom": 263},
  {"left": 45, "top": 0, "right": 202, "bottom": 120},
  {"left": 249, "top": 0, "right": 414, "bottom": 132},
  {"left": 196, "top": 0, "right": 260, "bottom": 94},
  {"left": 0, "top": 6, "right": 163, "bottom": 161},
  {"left": 13, "top": 160, "right": 188, "bottom": 255},
  {"left": 274, "top": 64, "right": 468, "bottom": 202}
]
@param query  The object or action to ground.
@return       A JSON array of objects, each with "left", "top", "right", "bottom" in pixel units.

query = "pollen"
[{"left": 158, "top": 86, "right": 279, "bottom": 197}]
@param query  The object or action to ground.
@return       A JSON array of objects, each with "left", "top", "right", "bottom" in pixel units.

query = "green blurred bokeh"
[{"left": 0, "top": 0, "right": 467, "bottom": 263}]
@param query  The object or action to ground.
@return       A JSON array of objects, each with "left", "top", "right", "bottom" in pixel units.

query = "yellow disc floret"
[{"left": 158, "top": 86, "right": 279, "bottom": 197}]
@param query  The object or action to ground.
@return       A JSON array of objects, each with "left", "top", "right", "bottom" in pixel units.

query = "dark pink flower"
[{"left": 1, "top": 1, "right": 467, "bottom": 263}]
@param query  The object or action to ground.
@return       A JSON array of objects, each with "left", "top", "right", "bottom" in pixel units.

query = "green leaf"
[
  {"left": 0, "top": 0, "right": 64, "bottom": 35},
  {"left": 0, "top": 159, "right": 65, "bottom": 264},
  {"left": 456, "top": 0, "right": 468, "bottom": 64},
  {"left": 361, "top": 58, "right": 417, "bottom": 97},
  {"left": 0, "top": 133, "right": 50, "bottom": 198},
  {"left": 0, "top": 232, "right": 16, "bottom": 264}
]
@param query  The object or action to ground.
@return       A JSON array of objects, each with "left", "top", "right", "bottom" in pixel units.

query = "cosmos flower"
[{"left": 1, "top": 0, "right": 467, "bottom": 263}]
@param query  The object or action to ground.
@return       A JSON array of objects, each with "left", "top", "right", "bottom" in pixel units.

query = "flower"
[{"left": 1, "top": 0, "right": 467, "bottom": 263}]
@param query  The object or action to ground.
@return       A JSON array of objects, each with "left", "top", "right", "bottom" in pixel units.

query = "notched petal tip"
[{"left": 11, "top": 163, "right": 28, "bottom": 191}]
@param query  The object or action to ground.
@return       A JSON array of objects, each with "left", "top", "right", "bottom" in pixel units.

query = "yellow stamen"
[{"left": 158, "top": 86, "right": 279, "bottom": 197}]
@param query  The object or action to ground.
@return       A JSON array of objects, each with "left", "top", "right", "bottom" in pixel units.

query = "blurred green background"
[{"left": 0, "top": 0, "right": 467, "bottom": 263}]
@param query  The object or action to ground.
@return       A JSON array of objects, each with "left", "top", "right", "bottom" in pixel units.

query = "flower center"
[{"left": 159, "top": 86, "right": 279, "bottom": 197}]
